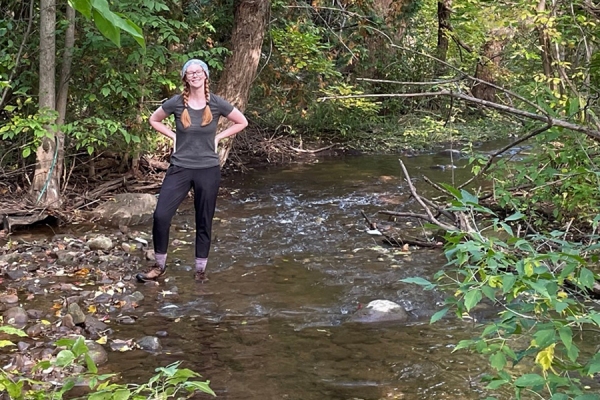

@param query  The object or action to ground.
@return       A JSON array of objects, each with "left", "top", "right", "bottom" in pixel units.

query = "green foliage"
[
  {"left": 0, "top": 327, "right": 214, "bottom": 400},
  {"left": 313, "top": 83, "right": 381, "bottom": 135},
  {"left": 68, "top": 0, "right": 145, "bottom": 49},
  {"left": 490, "top": 129, "right": 600, "bottom": 226},
  {"left": 63, "top": 117, "right": 139, "bottom": 155},
  {"left": 0, "top": 107, "right": 59, "bottom": 158},
  {"left": 402, "top": 188, "right": 600, "bottom": 399}
]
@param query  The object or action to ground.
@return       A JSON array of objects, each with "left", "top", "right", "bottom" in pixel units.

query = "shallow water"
[
  {"left": 4, "top": 150, "right": 526, "bottom": 399},
  {"left": 97, "top": 152, "right": 514, "bottom": 399}
]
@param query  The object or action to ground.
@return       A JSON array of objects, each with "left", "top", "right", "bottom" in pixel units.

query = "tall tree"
[
  {"left": 31, "top": 0, "right": 60, "bottom": 207},
  {"left": 472, "top": 27, "right": 512, "bottom": 102},
  {"left": 217, "top": 0, "right": 270, "bottom": 167},
  {"left": 28, "top": 0, "right": 145, "bottom": 208},
  {"left": 435, "top": 0, "right": 452, "bottom": 76}
]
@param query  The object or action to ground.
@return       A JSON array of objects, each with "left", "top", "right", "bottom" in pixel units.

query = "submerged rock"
[
  {"left": 137, "top": 336, "right": 162, "bottom": 352},
  {"left": 3, "top": 306, "right": 29, "bottom": 328},
  {"left": 349, "top": 300, "right": 409, "bottom": 323}
]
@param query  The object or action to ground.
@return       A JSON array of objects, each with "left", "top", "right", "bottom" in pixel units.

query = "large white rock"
[{"left": 349, "top": 299, "right": 409, "bottom": 323}]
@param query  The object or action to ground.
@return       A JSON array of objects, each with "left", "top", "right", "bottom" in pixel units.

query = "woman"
[{"left": 136, "top": 59, "right": 248, "bottom": 282}]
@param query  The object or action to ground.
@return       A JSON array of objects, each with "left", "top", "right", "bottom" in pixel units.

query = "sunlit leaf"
[{"left": 535, "top": 343, "right": 555, "bottom": 372}]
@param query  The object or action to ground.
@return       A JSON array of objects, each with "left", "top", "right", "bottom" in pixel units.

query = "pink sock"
[
  {"left": 195, "top": 258, "right": 208, "bottom": 272},
  {"left": 155, "top": 253, "right": 167, "bottom": 269}
]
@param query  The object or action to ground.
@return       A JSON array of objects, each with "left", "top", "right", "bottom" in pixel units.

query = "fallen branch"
[{"left": 289, "top": 144, "right": 336, "bottom": 154}]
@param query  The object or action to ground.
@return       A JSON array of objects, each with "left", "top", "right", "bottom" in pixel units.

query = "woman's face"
[{"left": 184, "top": 65, "right": 207, "bottom": 89}]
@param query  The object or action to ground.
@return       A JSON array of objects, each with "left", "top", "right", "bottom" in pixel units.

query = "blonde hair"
[{"left": 180, "top": 79, "right": 213, "bottom": 129}]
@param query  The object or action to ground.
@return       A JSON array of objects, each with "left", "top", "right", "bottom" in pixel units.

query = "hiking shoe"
[
  {"left": 194, "top": 270, "right": 208, "bottom": 282},
  {"left": 136, "top": 264, "right": 166, "bottom": 282}
]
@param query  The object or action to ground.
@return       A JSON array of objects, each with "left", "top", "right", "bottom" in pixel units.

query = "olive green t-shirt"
[{"left": 161, "top": 93, "right": 234, "bottom": 169}]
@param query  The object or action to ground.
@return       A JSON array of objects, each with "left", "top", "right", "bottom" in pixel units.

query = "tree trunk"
[
  {"left": 55, "top": 4, "right": 75, "bottom": 192},
  {"left": 435, "top": 0, "right": 452, "bottom": 76},
  {"left": 31, "top": 0, "right": 61, "bottom": 208},
  {"left": 472, "top": 27, "right": 512, "bottom": 102},
  {"left": 536, "top": 0, "right": 554, "bottom": 85},
  {"left": 217, "top": 0, "right": 270, "bottom": 167}
]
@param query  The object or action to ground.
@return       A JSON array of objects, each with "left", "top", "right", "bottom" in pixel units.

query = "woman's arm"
[
  {"left": 149, "top": 107, "right": 176, "bottom": 141},
  {"left": 214, "top": 108, "right": 248, "bottom": 147}
]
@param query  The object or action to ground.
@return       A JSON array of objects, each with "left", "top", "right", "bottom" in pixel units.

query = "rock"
[
  {"left": 62, "top": 314, "right": 75, "bottom": 329},
  {"left": 54, "top": 250, "right": 81, "bottom": 266},
  {"left": 87, "top": 235, "right": 113, "bottom": 252},
  {"left": 84, "top": 315, "right": 109, "bottom": 332},
  {"left": 92, "top": 193, "right": 157, "bottom": 227},
  {"left": 26, "top": 309, "right": 45, "bottom": 319},
  {"left": 0, "top": 253, "right": 22, "bottom": 266},
  {"left": 437, "top": 149, "right": 462, "bottom": 158},
  {"left": 137, "top": 336, "right": 162, "bottom": 352},
  {"left": 3, "top": 306, "right": 29, "bottom": 328},
  {"left": 0, "top": 293, "right": 19, "bottom": 304},
  {"left": 26, "top": 323, "right": 46, "bottom": 337},
  {"left": 156, "top": 331, "right": 168, "bottom": 337},
  {"left": 85, "top": 340, "right": 108, "bottom": 366},
  {"left": 129, "top": 291, "right": 144, "bottom": 303},
  {"left": 119, "top": 295, "right": 140, "bottom": 312},
  {"left": 67, "top": 303, "right": 86, "bottom": 325},
  {"left": 349, "top": 300, "right": 409, "bottom": 323},
  {"left": 17, "top": 341, "right": 30, "bottom": 351},
  {"left": 4, "top": 269, "right": 28, "bottom": 281}
]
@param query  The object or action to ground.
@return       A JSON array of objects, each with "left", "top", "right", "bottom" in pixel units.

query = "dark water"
[{"left": 101, "top": 152, "right": 513, "bottom": 399}]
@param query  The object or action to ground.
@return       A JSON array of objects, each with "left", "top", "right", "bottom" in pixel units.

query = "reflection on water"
[{"left": 105, "top": 154, "right": 514, "bottom": 399}]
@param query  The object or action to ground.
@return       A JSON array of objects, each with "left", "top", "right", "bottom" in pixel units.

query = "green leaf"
[
  {"left": 505, "top": 211, "right": 525, "bottom": 221},
  {"left": 579, "top": 268, "right": 595, "bottom": 289},
  {"left": 573, "top": 395, "right": 600, "bottom": 400},
  {"left": 485, "top": 380, "right": 507, "bottom": 390},
  {"left": 514, "top": 373, "right": 545, "bottom": 387},
  {"left": 490, "top": 351, "right": 507, "bottom": 371},
  {"left": 72, "top": 336, "right": 88, "bottom": 357},
  {"left": 0, "top": 326, "right": 28, "bottom": 336},
  {"left": 22, "top": 147, "right": 31, "bottom": 158},
  {"left": 113, "top": 389, "right": 132, "bottom": 400},
  {"left": 55, "top": 349, "right": 76, "bottom": 367},
  {"left": 400, "top": 277, "right": 435, "bottom": 289},
  {"left": 69, "top": 0, "right": 92, "bottom": 19},
  {"left": 558, "top": 326, "right": 575, "bottom": 360},
  {"left": 533, "top": 329, "right": 556, "bottom": 349},
  {"left": 453, "top": 339, "right": 475, "bottom": 352},
  {"left": 550, "top": 394, "right": 569, "bottom": 400},
  {"left": 502, "top": 274, "right": 517, "bottom": 294},
  {"left": 464, "top": 289, "right": 482, "bottom": 312},
  {"left": 86, "top": 353, "right": 98, "bottom": 374},
  {"left": 55, "top": 338, "right": 76, "bottom": 347},
  {"left": 91, "top": 8, "right": 120, "bottom": 47},
  {"left": 0, "top": 340, "right": 16, "bottom": 347},
  {"left": 430, "top": 308, "right": 449, "bottom": 324},
  {"left": 586, "top": 360, "right": 600, "bottom": 375},
  {"left": 114, "top": 15, "right": 146, "bottom": 50},
  {"left": 481, "top": 285, "right": 496, "bottom": 301}
]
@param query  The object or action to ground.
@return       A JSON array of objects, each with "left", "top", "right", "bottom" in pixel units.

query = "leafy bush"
[
  {"left": 401, "top": 187, "right": 600, "bottom": 399},
  {"left": 0, "top": 326, "right": 214, "bottom": 400}
]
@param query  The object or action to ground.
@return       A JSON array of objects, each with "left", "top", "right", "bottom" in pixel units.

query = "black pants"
[{"left": 152, "top": 165, "right": 221, "bottom": 258}]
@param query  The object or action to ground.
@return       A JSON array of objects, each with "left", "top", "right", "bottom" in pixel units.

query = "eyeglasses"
[{"left": 186, "top": 71, "right": 204, "bottom": 77}]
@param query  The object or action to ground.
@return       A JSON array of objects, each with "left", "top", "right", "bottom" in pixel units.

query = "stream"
[{"left": 3, "top": 147, "right": 521, "bottom": 399}]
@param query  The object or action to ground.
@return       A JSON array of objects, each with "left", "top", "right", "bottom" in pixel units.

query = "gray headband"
[{"left": 181, "top": 59, "right": 209, "bottom": 79}]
